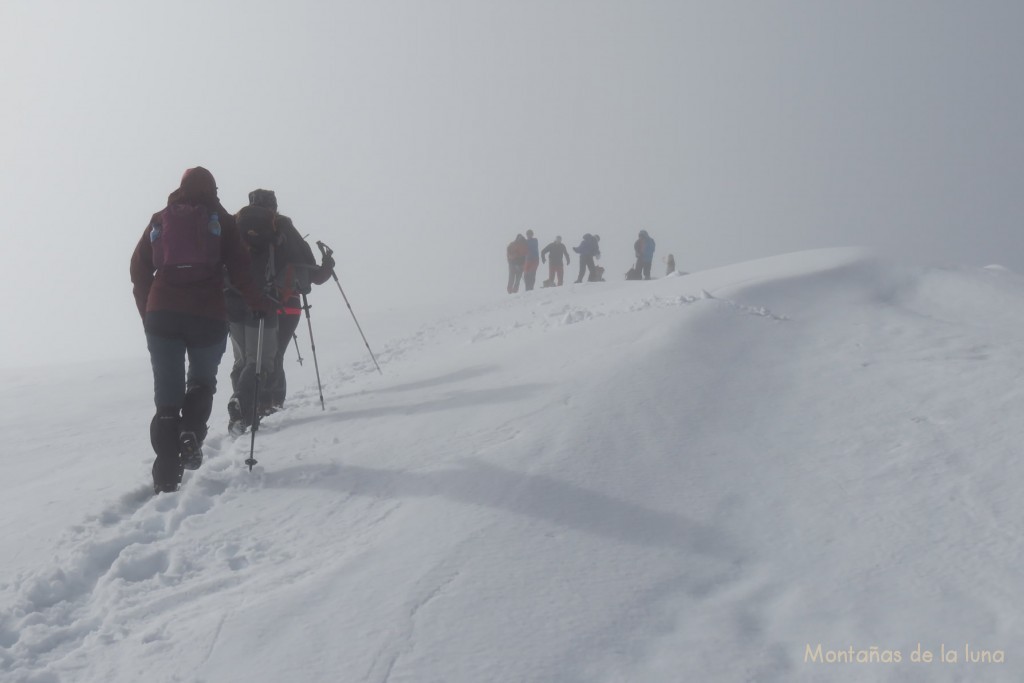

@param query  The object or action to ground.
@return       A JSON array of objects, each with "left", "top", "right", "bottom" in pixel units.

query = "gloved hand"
[
  {"left": 251, "top": 295, "right": 276, "bottom": 320},
  {"left": 321, "top": 253, "right": 336, "bottom": 272}
]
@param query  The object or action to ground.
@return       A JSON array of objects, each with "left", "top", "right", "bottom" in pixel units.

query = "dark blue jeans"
[
  {"left": 146, "top": 313, "right": 227, "bottom": 409},
  {"left": 144, "top": 311, "right": 227, "bottom": 488}
]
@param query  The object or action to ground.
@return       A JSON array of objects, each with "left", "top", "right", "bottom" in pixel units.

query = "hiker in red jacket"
[
  {"left": 506, "top": 234, "right": 527, "bottom": 293},
  {"left": 130, "top": 167, "right": 270, "bottom": 494}
]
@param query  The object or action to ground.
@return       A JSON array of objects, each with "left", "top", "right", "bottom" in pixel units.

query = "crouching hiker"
[
  {"left": 130, "top": 167, "right": 270, "bottom": 494},
  {"left": 573, "top": 233, "right": 602, "bottom": 283}
]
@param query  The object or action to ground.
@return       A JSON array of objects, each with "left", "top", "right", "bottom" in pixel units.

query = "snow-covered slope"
[{"left": 3, "top": 248, "right": 1023, "bottom": 682}]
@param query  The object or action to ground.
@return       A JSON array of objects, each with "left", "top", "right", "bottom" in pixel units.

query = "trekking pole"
[
  {"left": 316, "top": 241, "right": 383, "bottom": 375},
  {"left": 292, "top": 332, "right": 304, "bottom": 366},
  {"left": 301, "top": 292, "right": 326, "bottom": 411},
  {"left": 246, "top": 315, "right": 266, "bottom": 471}
]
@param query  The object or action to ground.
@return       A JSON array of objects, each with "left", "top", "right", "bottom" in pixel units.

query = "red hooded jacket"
[{"left": 130, "top": 167, "right": 266, "bottom": 320}]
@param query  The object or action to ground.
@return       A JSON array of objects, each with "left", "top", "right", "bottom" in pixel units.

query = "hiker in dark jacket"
[
  {"left": 246, "top": 189, "right": 334, "bottom": 413},
  {"left": 224, "top": 199, "right": 297, "bottom": 434},
  {"left": 573, "top": 234, "right": 602, "bottom": 283},
  {"left": 633, "top": 229, "right": 656, "bottom": 280},
  {"left": 523, "top": 230, "right": 541, "bottom": 291},
  {"left": 130, "top": 167, "right": 269, "bottom": 494},
  {"left": 541, "top": 236, "right": 570, "bottom": 286}
]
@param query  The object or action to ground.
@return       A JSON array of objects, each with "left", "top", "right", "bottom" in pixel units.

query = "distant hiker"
[
  {"left": 573, "top": 234, "right": 603, "bottom": 283},
  {"left": 633, "top": 230, "right": 656, "bottom": 280},
  {"left": 130, "top": 167, "right": 269, "bottom": 494},
  {"left": 246, "top": 189, "right": 334, "bottom": 413},
  {"left": 541, "top": 235, "right": 570, "bottom": 286},
  {"left": 523, "top": 229, "right": 541, "bottom": 291},
  {"left": 666, "top": 254, "right": 676, "bottom": 275},
  {"left": 507, "top": 234, "right": 527, "bottom": 293},
  {"left": 224, "top": 197, "right": 305, "bottom": 435},
  {"left": 590, "top": 235, "right": 605, "bottom": 281}
]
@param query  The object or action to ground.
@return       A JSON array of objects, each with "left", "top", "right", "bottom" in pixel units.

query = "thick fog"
[{"left": 2, "top": 0, "right": 1021, "bottom": 368}]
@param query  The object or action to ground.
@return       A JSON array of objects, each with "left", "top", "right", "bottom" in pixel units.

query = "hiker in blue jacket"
[
  {"left": 634, "top": 230, "right": 656, "bottom": 280},
  {"left": 573, "top": 234, "right": 602, "bottom": 283}
]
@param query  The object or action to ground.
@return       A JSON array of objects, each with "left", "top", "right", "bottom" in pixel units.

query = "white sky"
[{"left": 2, "top": 0, "right": 1022, "bottom": 368}]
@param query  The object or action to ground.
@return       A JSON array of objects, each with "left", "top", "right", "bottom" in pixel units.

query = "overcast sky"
[{"left": 2, "top": 1, "right": 1022, "bottom": 368}]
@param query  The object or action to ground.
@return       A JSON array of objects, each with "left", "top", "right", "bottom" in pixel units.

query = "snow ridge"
[{"left": 4, "top": 249, "right": 1024, "bottom": 682}]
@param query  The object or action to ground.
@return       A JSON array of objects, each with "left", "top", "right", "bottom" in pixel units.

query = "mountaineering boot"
[
  {"left": 228, "top": 396, "right": 247, "bottom": 437},
  {"left": 180, "top": 431, "right": 203, "bottom": 470},
  {"left": 151, "top": 406, "right": 183, "bottom": 494},
  {"left": 181, "top": 384, "right": 212, "bottom": 470},
  {"left": 152, "top": 460, "right": 182, "bottom": 494}
]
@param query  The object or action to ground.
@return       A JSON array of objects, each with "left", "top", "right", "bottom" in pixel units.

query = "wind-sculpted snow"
[
  {"left": 3, "top": 249, "right": 1024, "bottom": 682},
  {"left": 401, "top": 280, "right": 790, "bottom": 348}
]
